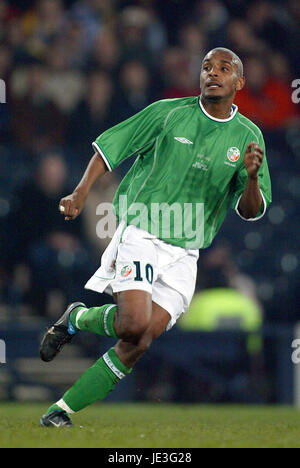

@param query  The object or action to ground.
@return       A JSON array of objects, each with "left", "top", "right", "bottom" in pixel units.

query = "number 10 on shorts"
[{"left": 134, "top": 261, "right": 154, "bottom": 284}]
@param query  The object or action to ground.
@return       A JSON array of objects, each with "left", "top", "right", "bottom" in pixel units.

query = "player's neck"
[{"left": 200, "top": 95, "right": 234, "bottom": 120}]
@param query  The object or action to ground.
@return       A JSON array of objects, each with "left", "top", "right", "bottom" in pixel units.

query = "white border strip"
[
  {"left": 293, "top": 323, "right": 300, "bottom": 407},
  {"left": 103, "top": 304, "right": 116, "bottom": 336},
  {"left": 92, "top": 142, "right": 113, "bottom": 172},
  {"left": 56, "top": 398, "right": 75, "bottom": 414},
  {"left": 235, "top": 189, "right": 267, "bottom": 221},
  {"left": 199, "top": 96, "right": 238, "bottom": 122},
  {"left": 75, "top": 308, "right": 88, "bottom": 330},
  {"left": 103, "top": 352, "right": 125, "bottom": 380}
]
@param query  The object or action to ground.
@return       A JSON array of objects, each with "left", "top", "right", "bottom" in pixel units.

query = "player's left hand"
[{"left": 243, "top": 142, "right": 264, "bottom": 179}]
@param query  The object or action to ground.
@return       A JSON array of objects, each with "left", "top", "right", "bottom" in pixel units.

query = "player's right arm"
[
  {"left": 59, "top": 99, "right": 177, "bottom": 221},
  {"left": 59, "top": 152, "right": 107, "bottom": 221}
]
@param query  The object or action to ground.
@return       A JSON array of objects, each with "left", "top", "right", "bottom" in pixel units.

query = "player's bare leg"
[{"left": 113, "top": 291, "right": 170, "bottom": 368}]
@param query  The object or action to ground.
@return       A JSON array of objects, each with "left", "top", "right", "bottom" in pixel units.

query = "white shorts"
[{"left": 85, "top": 222, "right": 199, "bottom": 330}]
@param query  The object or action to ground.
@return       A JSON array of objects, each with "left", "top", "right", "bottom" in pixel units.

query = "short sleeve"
[
  {"left": 232, "top": 132, "right": 272, "bottom": 221},
  {"left": 92, "top": 100, "right": 166, "bottom": 171}
]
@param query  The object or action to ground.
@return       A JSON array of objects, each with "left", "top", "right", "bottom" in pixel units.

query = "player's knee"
[
  {"left": 118, "top": 320, "right": 150, "bottom": 341},
  {"left": 116, "top": 308, "right": 151, "bottom": 341},
  {"left": 115, "top": 292, "right": 152, "bottom": 341}
]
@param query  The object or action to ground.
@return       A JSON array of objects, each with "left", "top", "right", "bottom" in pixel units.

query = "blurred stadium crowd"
[{"left": 0, "top": 0, "right": 299, "bottom": 329}]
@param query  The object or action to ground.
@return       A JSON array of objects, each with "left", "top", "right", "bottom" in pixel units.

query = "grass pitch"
[{"left": 1, "top": 402, "right": 300, "bottom": 448}]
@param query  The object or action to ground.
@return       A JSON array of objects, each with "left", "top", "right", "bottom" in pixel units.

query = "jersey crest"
[{"left": 227, "top": 147, "right": 240, "bottom": 162}]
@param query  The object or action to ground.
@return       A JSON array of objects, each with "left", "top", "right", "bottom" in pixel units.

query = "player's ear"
[{"left": 236, "top": 76, "right": 245, "bottom": 92}]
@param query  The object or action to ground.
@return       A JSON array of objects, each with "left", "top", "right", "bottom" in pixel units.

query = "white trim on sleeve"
[
  {"left": 92, "top": 141, "right": 113, "bottom": 172},
  {"left": 235, "top": 189, "right": 267, "bottom": 221}
]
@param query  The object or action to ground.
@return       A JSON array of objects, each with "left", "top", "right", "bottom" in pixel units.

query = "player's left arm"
[{"left": 237, "top": 142, "right": 264, "bottom": 219}]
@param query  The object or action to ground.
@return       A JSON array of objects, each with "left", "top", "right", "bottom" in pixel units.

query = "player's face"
[{"left": 200, "top": 51, "right": 245, "bottom": 100}]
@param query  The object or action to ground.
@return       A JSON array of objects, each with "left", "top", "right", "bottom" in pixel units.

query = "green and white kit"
[
  {"left": 86, "top": 96, "right": 272, "bottom": 327},
  {"left": 92, "top": 96, "right": 271, "bottom": 249}
]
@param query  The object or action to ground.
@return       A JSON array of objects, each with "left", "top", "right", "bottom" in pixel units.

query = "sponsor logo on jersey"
[
  {"left": 192, "top": 153, "right": 210, "bottom": 171},
  {"left": 192, "top": 161, "right": 208, "bottom": 171},
  {"left": 196, "top": 154, "right": 210, "bottom": 161},
  {"left": 121, "top": 265, "right": 133, "bottom": 278},
  {"left": 227, "top": 147, "right": 240, "bottom": 162},
  {"left": 174, "top": 137, "right": 193, "bottom": 145}
]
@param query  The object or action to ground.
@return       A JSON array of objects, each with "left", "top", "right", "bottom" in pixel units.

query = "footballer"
[{"left": 39, "top": 48, "right": 271, "bottom": 427}]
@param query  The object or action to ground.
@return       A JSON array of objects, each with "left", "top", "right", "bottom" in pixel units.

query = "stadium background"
[{"left": 0, "top": 0, "right": 299, "bottom": 407}]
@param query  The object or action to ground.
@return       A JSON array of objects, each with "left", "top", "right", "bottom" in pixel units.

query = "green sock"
[
  {"left": 70, "top": 304, "right": 118, "bottom": 338},
  {"left": 46, "top": 347, "right": 131, "bottom": 414},
  {"left": 45, "top": 403, "right": 62, "bottom": 414}
]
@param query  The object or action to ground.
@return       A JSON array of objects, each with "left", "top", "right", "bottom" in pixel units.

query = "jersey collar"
[{"left": 198, "top": 96, "right": 238, "bottom": 122}]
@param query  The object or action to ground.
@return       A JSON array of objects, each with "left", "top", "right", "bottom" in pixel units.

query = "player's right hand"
[{"left": 59, "top": 192, "right": 86, "bottom": 221}]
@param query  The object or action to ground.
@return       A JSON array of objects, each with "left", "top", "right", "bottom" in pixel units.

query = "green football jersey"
[{"left": 93, "top": 96, "right": 272, "bottom": 249}]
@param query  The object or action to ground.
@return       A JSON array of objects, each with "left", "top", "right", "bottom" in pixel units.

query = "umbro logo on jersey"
[{"left": 174, "top": 137, "right": 193, "bottom": 145}]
